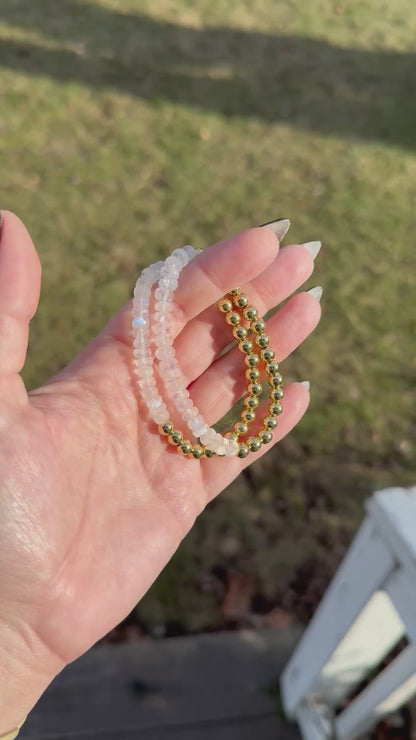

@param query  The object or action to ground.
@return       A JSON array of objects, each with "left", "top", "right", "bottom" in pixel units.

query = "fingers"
[
  {"left": 172, "top": 227, "right": 280, "bottom": 325},
  {"left": 174, "top": 243, "right": 314, "bottom": 384},
  {"left": 202, "top": 382, "right": 310, "bottom": 501},
  {"left": 105, "top": 226, "right": 281, "bottom": 345},
  {"left": 187, "top": 290, "right": 321, "bottom": 423},
  {"left": 0, "top": 211, "right": 41, "bottom": 380}
]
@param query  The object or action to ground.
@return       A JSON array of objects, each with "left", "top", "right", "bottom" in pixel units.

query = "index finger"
[{"left": 171, "top": 225, "right": 282, "bottom": 329}]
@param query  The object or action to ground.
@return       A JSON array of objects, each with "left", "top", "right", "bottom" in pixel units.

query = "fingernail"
[
  {"left": 306, "top": 285, "right": 323, "bottom": 301},
  {"left": 300, "top": 380, "right": 310, "bottom": 391},
  {"left": 302, "top": 241, "right": 321, "bottom": 260},
  {"left": 260, "top": 218, "right": 291, "bottom": 241}
]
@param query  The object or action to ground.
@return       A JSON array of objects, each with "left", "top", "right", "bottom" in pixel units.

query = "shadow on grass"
[{"left": 0, "top": 0, "right": 415, "bottom": 151}]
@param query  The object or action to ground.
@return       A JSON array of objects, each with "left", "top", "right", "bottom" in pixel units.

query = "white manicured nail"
[
  {"left": 302, "top": 241, "right": 321, "bottom": 260},
  {"left": 261, "top": 218, "right": 291, "bottom": 241},
  {"left": 300, "top": 381, "right": 310, "bottom": 391},
  {"left": 306, "top": 286, "right": 323, "bottom": 301}
]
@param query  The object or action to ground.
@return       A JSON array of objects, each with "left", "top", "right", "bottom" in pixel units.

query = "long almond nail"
[
  {"left": 299, "top": 380, "right": 310, "bottom": 391},
  {"left": 302, "top": 241, "right": 321, "bottom": 260},
  {"left": 260, "top": 218, "right": 291, "bottom": 241},
  {"left": 306, "top": 286, "right": 323, "bottom": 301}
]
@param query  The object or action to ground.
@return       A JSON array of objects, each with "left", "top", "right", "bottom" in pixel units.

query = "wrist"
[{"left": 0, "top": 616, "right": 64, "bottom": 734}]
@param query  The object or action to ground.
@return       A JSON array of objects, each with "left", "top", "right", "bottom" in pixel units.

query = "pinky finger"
[{"left": 202, "top": 382, "right": 310, "bottom": 502}]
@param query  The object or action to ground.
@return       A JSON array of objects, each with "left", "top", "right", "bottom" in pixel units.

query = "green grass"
[{"left": 0, "top": 0, "right": 415, "bottom": 631}]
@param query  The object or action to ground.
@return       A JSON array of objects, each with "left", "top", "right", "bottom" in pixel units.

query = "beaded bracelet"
[
  {"left": 131, "top": 248, "right": 284, "bottom": 459},
  {"left": 216, "top": 289, "right": 283, "bottom": 457},
  {"left": 132, "top": 246, "right": 238, "bottom": 457}
]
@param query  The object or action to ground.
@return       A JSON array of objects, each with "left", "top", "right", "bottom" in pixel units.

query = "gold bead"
[
  {"left": 217, "top": 297, "right": 233, "bottom": 313},
  {"left": 237, "top": 444, "right": 249, "bottom": 458},
  {"left": 271, "top": 374, "right": 283, "bottom": 388},
  {"left": 225, "top": 311, "right": 241, "bottom": 326},
  {"left": 270, "top": 387, "right": 284, "bottom": 401},
  {"left": 204, "top": 448, "right": 216, "bottom": 458},
  {"left": 243, "top": 305, "right": 258, "bottom": 321},
  {"left": 233, "top": 325, "right": 248, "bottom": 341},
  {"left": 270, "top": 402, "right": 283, "bottom": 416},
  {"left": 260, "top": 347, "right": 275, "bottom": 362},
  {"left": 159, "top": 421, "right": 174, "bottom": 436},
  {"left": 242, "top": 409, "right": 256, "bottom": 423},
  {"left": 255, "top": 333, "right": 269, "bottom": 349},
  {"left": 178, "top": 440, "right": 193, "bottom": 455},
  {"left": 244, "top": 395, "right": 259, "bottom": 409},
  {"left": 264, "top": 416, "right": 278, "bottom": 430},
  {"left": 266, "top": 362, "right": 280, "bottom": 376},
  {"left": 245, "top": 367, "right": 260, "bottom": 382},
  {"left": 245, "top": 353, "right": 260, "bottom": 368},
  {"left": 238, "top": 339, "right": 253, "bottom": 354},
  {"left": 248, "top": 382, "right": 262, "bottom": 397},
  {"left": 234, "top": 421, "right": 248, "bottom": 436},
  {"left": 168, "top": 430, "right": 183, "bottom": 446},
  {"left": 251, "top": 319, "right": 265, "bottom": 334},
  {"left": 233, "top": 293, "right": 248, "bottom": 309},
  {"left": 191, "top": 445, "right": 204, "bottom": 459},
  {"left": 230, "top": 288, "right": 240, "bottom": 295},
  {"left": 247, "top": 436, "right": 262, "bottom": 452},
  {"left": 258, "top": 429, "right": 273, "bottom": 445}
]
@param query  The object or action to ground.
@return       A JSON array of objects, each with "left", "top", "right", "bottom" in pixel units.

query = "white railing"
[{"left": 280, "top": 486, "right": 416, "bottom": 740}]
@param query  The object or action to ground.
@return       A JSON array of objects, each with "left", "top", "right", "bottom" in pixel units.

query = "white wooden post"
[{"left": 280, "top": 486, "right": 416, "bottom": 740}]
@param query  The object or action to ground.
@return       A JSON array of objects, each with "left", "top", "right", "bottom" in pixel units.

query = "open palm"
[{"left": 0, "top": 211, "right": 320, "bottom": 726}]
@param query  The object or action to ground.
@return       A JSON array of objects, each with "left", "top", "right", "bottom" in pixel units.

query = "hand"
[{"left": 0, "top": 212, "right": 320, "bottom": 729}]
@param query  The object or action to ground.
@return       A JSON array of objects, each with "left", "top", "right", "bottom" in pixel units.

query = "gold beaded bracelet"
[
  {"left": 218, "top": 288, "right": 283, "bottom": 457},
  {"left": 157, "top": 288, "right": 283, "bottom": 459}
]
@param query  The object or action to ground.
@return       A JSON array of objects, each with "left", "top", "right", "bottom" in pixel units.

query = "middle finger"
[{"left": 174, "top": 243, "right": 315, "bottom": 385}]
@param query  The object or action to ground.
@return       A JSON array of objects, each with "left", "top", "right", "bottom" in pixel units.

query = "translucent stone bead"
[
  {"left": 215, "top": 443, "right": 226, "bottom": 456},
  {"left": 155, "top": 300, "right": 170, "bottom": 312},
  {"left": 154, "top": 287, "right": 171, "bottom": 301},
  {"left": 132, "top": 316, "right": 148, "bottom": 328},
  {"left": 137, "top": 366, "right": 153, "bottom": 380},
  {"left": 190, "top": 418, "right": 208, "bottom": 436},
  {"left": 171, "top": 248, "right": 188, "bottom": 266},
  {"left": 154, "top": 311, "right": 169, "bottom": 324},
  {"left": 200, "top": 428, "right": 217, "bottom": 446},
  {"left": 159, "top": 359, "right": 177, "bottom": 373},
  {"left": 140, "top": 276, "right": 154, "bottom": 289},
  {"left": 143, "top": 392, "right": 159, "bottom": 407},
  {"left": 183, "top": 245, "right": 196, "bottom": 259},
  {"left": 161, "top": 268, "right": 179, "bottom": 281},
  {"left": 159, "top": 276, "right": 172, "bottom": 290},
  {"left": 138, "top": 377, "right": 156, "bottom": 390},
  {"left": 165, "top": 255, "right": 181, "bottom": 271},
  {"left": 152, "top": 320, "right": 168, "bottom": 333},
  {"left": 151, "top": 405, "right": 169, "bottom": 424},
  {"left": 172, "top": 389, "right": 190, "bottom": 403},
  {"left": 185, "top": 406, "right": 198, "bottom": 418},
  {"left": 225, "top": 440, "right": 239, "bottom": 457},
  {"left": 133, "top": 298, "right": 149, "bottom": 313},
  {"left": 155, "top": 346, "right": 171, "bottom": 360},
  {"left": 134, "top": 347, "right": 151, "bottom": 359}
]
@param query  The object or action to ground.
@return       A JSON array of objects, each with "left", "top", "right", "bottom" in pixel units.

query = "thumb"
[{"left": 0, "top": 211, "right": 41, "bottom": 400}]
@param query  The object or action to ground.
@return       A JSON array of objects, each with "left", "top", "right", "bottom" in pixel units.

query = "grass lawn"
[{"left": 0, "top": 0, "right": 415, "bottom": 631}]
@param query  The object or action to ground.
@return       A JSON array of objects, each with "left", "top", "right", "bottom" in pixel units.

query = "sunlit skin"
[{"left": 0, "top": 211, "right": 321, "bottom": 730}]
